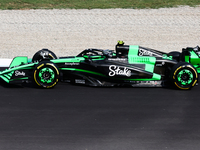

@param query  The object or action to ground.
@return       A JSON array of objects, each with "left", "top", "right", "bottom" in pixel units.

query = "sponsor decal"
[
  {"left": 65, "top": 62, "right": 80, "bottom": 66},
  {"left": 75, "top": 79, "right": 85, "bottom": 84},
  {"left": 125, "top": 80, "right": 162, "bottom": 86},
  {"left": 40, "top": 51, "right": 49, "bottom": 58},
  {"left": 15, "top": 71, "right": 25, "bottom": 76},
  {"left": 156, "top": 62, "right": 165, "bottom": 66},
  {"left": 109, "top": 65, "right": 131, "bottom": 77},
  {"left": 138, "top": 48, "right": 153, "bottom": 56},
  {"left": 108, "top": 58, "right": 127, "bottom": 62}
]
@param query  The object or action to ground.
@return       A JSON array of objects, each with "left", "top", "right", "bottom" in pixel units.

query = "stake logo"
[
  {"left": 138, "top": 48, "right": 153, "bottom": 56},
  {"left": 15, "top": 71, "right": 25, "bottom": 76},
  {"left": 109, "top": 65, "right": 131, "bottom": 77}
]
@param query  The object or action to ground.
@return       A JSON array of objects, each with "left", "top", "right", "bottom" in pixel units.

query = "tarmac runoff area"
[{"left": 0, "top": 6, "right": 199, "bottom": 59}]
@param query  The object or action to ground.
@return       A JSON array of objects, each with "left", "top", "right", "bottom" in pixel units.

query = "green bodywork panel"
[
  {"left": 188, "top": 51, "right": 200, "bottom": 73},
  {"left": 128, "top": 45, "right": 161, "bottom": 80},
  {"left": 51, "top": 57, "right": 85, "bottom": 63},
  {"left": 162, "top": 54, "right": 172, "bottom": 60},
  {"left": 128, "top": 45, "right": 139, "bottom": 56},
  {"left": 0, "top": 71, "right": 14, "bottom": 83},
  {"left": 10, "top": 57, "right": 28, "bottom": 68},
  {"left": 83, "top": 55, "right": 105, "bottom": 60}
]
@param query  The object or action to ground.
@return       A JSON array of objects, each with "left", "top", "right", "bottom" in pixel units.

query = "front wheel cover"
[
  {"left": 172, "top": 65, "right": 198, "bottom": 90},
  {"left": 33, "top": 62, "right": 59, "bottom": 88}
]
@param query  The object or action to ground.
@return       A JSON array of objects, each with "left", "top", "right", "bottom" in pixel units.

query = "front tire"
[
  {"left": 33, "top": 61, "right": 59, "bottom": 88},
  {"left": 171, "top": 62, "right": 198, "bottom": 90}
]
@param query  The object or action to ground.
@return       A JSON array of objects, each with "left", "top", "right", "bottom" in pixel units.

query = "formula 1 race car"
[{"left": 0, "top": 41, "right": 199, "bottom": 90}]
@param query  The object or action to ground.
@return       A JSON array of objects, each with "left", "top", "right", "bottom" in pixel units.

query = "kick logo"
[{"left": 109, "top": 65, "right": 131, "bottom": 77}]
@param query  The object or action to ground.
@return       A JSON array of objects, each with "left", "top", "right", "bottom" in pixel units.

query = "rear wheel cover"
[
  {"left": 34, "top": 62, "right": 59, "bottom": 88},
  {"left": 172, "top": 64, "right": 197, "bottom": 90},
  {"left": 177, "top": 69, "right": 193, "bottom": 85}
]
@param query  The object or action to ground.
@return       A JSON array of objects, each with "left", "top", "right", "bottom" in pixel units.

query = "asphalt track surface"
[{"left": 0, "top": 82, "right": 200, "bottom": 150}]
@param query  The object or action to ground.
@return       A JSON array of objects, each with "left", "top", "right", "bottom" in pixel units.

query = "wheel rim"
[
  {"left": 38, "top": 67, "right": 55, "bottom": 83},
  {"left": 177, "top": 69, "right": 193, "bottom": 85}
]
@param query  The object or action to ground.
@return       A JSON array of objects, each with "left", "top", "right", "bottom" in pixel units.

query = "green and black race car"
[{"left": 0, "top": 41, "right": 199, "bottom": 90}]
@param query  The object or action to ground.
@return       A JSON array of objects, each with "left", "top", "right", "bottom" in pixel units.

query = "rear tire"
[
  {"left": 171, "top": 62, "right": 198, "bottom": 90},
  {"left": 33, "top": 61, "right": 59, "bottom": 88}
]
